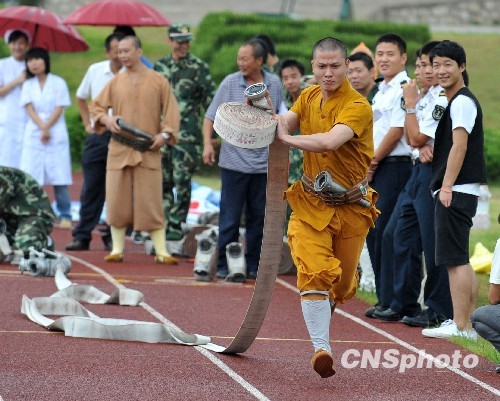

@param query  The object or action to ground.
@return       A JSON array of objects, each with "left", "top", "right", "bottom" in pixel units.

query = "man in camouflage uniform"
[
  {"left": 0, "top": 167, "right": 55, "bottom": 258},
  {"left": 154, "top": 23, "right": 216, "bottom": 241}
]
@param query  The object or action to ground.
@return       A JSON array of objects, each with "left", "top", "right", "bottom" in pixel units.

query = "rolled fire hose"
[{"left": 213, "top": 84, "right": 289, "bottom": 353}]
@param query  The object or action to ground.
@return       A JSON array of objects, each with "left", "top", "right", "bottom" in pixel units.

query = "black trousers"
[{"left": 72, "top": 132, "right": 111, "bottom": 243}]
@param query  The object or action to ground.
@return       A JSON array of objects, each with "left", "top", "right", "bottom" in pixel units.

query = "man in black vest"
[{"left": 422, "top": 40, "right": 487, "bottom": 340}]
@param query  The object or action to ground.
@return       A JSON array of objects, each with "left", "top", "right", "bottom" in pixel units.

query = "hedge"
[
  {"left": 191, "top": 12, "right": 430, "bottom": 84},
  {"left": 485, "top": 128, "right": 500, "bottom": 182}
]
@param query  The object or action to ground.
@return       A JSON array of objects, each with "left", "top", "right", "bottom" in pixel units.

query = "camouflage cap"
[{"left": 168, "top": 23, "right": 192, "bottom": 42}]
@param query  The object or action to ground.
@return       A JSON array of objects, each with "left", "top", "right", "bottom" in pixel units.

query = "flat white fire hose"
[
  {"left": 21, "top": 265, "right": 211, "bottom": 346},
  {"left": 20, "top": 98, "right": 289, "bottom": 354}
]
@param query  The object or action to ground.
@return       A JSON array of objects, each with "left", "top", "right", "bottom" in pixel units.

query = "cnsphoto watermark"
[{"left": 341, "top": 349, "right": 479, "bottom": 373}]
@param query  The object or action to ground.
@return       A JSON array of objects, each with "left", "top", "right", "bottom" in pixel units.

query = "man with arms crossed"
[{"left": 274, "top": 37, "right": 377, "bottom": 378}]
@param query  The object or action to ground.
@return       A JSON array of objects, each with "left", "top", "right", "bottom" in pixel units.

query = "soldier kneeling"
[{"left": 0, "top": 167, "right": 56, "bottom": 262}]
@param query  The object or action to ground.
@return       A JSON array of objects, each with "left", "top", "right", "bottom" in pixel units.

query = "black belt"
[{"left": 383, "top": 156, "right": 412, "bottom": 163}]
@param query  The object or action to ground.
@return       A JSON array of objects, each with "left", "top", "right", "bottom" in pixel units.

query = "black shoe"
[
  {"left": 401, "top": 309, "right": 447, "bottom": 328},
  {"left": 373, "top": 308, "right": 404, "bottom": 322},
  {"left": 102, "top": 235, "right": 112, "bottom": 251},
  {"left": 65, "top": 240, "right": 89, "bottom": 251},
  {"left": 365, "top": 304, "right": 388, "bottom": 318}
]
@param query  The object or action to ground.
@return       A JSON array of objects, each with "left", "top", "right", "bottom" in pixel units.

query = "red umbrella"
[
  {"left": 63, "top": 0, "right": 170, "bottom": 27},
  {"left": 0, "top": 6, "right": 88, "bottom": 52}
]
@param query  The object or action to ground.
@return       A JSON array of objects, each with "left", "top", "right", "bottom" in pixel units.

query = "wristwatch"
[
  {"left": 161, "top": 132, "right": 171, "bottom": 141},
  {"left": 406, "top": 108, "right": 417, "bottom": 115}
]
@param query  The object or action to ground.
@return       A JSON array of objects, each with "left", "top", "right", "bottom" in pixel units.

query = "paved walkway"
[{"left": 51, "top": 0, "right": 459, "bottom": 26}]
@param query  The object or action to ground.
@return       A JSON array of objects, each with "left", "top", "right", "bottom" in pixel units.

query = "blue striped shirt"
[{"left": 205, "top": 70, "right": 284, "bottom": 174}]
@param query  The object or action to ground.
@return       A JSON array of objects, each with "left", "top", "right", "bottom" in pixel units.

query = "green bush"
[
  {"left": 191, "top": 11, "right": 431, "bottom": 83},
  {"left": 65, "top": 108, "right": 86, "bottom": 169},
  {"left": 485, "top": 128, "right": 500, "bottom": 182},
  {"left": 0, "top": 42, "right": 8, "bottom": 58}
]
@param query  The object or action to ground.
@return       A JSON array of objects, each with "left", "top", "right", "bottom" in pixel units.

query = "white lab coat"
[
  {"left": 20, "top": 73, "right": 72, "bottom": 185},
  {"left": 0, "top": 56, "right": 28, "bottom": 168}
]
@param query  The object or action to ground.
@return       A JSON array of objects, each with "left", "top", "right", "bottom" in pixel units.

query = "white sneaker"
[{"left": 422, "top": 319, "right": 478, "bottom": 340}]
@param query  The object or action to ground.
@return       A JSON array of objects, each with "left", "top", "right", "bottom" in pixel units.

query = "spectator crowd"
[{"left": 0, "top": 23, "right": 496, "bottom": 377}]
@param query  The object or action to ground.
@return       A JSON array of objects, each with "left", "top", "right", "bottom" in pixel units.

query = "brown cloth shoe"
[
  {"left": 155, "top": 255, "right": 179, "bottom": 265},
  {"left": 311, "top": 349, "right": 336, "bottom": 378},
  {"left": 104, "top": 253, "right": 123, "bottom": 262}
]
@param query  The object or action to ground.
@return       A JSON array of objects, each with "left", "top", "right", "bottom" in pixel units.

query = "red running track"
[{"left": 0, "top": 175, "right": 498, "bottom": 400}]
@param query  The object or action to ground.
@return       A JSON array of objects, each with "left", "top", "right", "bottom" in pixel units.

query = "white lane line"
[
  {"left": 276, "top": 277, "right": 500, "bottom": 397},
  {"left": 67, "top": 255, "right": 272, "bottom": 401}
]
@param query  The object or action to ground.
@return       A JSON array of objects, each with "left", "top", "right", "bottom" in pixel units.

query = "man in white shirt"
[
  {"left": 65, "top": 33, "right": 123, "bottom": 251},
  {"left": 365, "top": 34, "right": 413, "bottom": 318},
  {"left": 423, "top": 40, "right": 487, "bottom": 340}
]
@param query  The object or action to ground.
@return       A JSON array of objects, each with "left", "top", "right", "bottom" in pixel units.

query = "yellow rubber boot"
[
  {"left": 104, "top": 226, "right": 126, "bottom": 262},
  {"left": 150, "top": 228, "right": 178, "bottom": 265}
]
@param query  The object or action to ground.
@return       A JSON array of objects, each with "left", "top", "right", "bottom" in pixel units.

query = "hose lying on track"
[{"left": 21, "top": 105, "right": 289, "bottom": 354}]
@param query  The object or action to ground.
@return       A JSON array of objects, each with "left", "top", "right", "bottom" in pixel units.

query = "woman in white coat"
[
  {"left": 20, "top": 47, "right": 73, "bottom": 229},
  {"left": 0, "top": 30, "right": 29, "bottom": 168}
]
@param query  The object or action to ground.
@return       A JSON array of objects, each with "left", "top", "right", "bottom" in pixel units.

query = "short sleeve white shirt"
[
  {"left": 372, "top": 70, "right": 411, "bottom": 156},
  {"left": 76, "top": 60, "right": 122, "bottom": 100},
  {"left": 451, "top": 94, "right": 479, "bottom": 195},
  {"left": 490, "top": 239, "right": 500, "bottom": 284},
  {"left": 418, "top": 85, "right": 448, "bottom": 144},
  {"left": 450, "top": 95, "right": 477, "bottom": 134}
]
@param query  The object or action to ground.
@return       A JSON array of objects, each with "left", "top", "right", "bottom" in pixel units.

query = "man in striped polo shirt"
[{"left": 202, "top": 38, "right": 284, "bottom": 282}]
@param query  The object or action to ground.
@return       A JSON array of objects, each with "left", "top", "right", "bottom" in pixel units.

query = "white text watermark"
[{"left": 341, "top": 349, "right": 479, "bottom": 373}]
